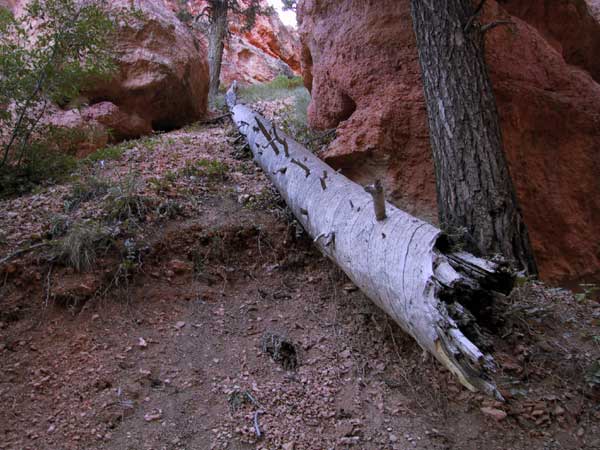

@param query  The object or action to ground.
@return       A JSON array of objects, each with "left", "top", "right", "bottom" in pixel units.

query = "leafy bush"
[{"left": 0, "top": 0, "right": 140, "bottom": 192}]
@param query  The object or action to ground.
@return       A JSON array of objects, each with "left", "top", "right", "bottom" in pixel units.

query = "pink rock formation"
[
  {"left": 179, "top": 0, "right": 301, "bottom": 86},
  {"left": 86, "top": 0, "right": 209, "bottom": 131},
  {"left": 4, "top": 0, "right": 210, "bottom": 153},
  {"left": 298, "top": 0, "right": 600, "bottom": 282},
  {"left": 502, "top": 0, "right": 600, "bottom": 83},
  {"left": 47, "top": 102, "right": 151, "bottom": 156}
]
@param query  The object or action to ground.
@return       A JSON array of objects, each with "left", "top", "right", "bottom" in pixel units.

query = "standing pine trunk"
[
  {"left": 207, "top": 0, "right": 228, "bottom": 107},
  {"left": 409, "top": 0, "right": 537, "bottom": 275}
]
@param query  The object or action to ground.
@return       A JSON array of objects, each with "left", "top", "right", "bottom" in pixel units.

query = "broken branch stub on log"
[{"left": 226, "top": 83, "right": 513, "bottom": 399}]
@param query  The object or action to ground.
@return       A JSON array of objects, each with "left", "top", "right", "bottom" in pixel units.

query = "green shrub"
[
  {"left": 0, "top": 1, "right": 143, "bottom": 195},
  {"left": 0, "top": 0, "right": 119, "bottom": 177},
  {"left": 64, "top": 175, "right": 111, "bottom": 212},
  {"left": 83, "top": 143, "right": 127, "bottom": 165},
  {"left": 0, "top": 143, "right": 78, "bottom": 197},
  {"left": 104, "top": 173, "right": 152, "bottom": 223}
]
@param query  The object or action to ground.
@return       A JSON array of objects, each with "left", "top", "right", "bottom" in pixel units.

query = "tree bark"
[
  {"left": 207, "top": 0, "right": 228, "bottom": 107},
  {"left": 409, "top": 0, "right": 537, "bottom": 275},
  {"left": 226, "top": 84, "right": 513, "bottom": 399}
]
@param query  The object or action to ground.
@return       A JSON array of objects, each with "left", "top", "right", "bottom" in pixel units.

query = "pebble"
[{"left": 480, "top": 406, "right": 507, "bottom": 421}]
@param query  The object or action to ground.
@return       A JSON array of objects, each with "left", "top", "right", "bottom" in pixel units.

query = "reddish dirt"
[{"left": 1, "top": 111, "right": 599, "bottom": 450}]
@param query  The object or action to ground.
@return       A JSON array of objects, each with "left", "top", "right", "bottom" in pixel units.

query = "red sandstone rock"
[
  {"left": 47, "top": 101, "right": 152, "bottom": 156},
  {"left": 178, "top": 0, "right": 301, "bottom": 86},
  {"left": 86, "top": 0, "right": 209, "bottom": 131},
  {"left": 502, "top": 0, "right": 600, "bottom": 83},
  {"left": 298, "top": 0, "right": 600, "bottom": 282},
  {"left": 5, "top": 0, "right": 209, "bottom": 152}
]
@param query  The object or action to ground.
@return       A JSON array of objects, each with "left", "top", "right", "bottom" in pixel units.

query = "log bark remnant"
[{"left": 226, "top": 84, "right": 513, "bottom": 399}]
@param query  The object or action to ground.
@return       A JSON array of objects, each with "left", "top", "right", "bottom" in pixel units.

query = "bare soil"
[{"left": 1, "top": 108, "right": 599, "bottom": 450}]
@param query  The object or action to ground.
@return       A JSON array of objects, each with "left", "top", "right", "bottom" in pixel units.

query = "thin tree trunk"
[
  {"left": 207, "top": 0, "right": 228, "bottom": 108},
  {"left": 226, "top": 84, "right": 512, "bottom": 399},
  {"left": 410, "top": 0, "right": 537, "bottom": 275}
]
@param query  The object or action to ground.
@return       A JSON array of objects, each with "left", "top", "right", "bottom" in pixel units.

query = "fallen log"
[{"left": 226, "top": 84, "right": 513, "bottom": 400}]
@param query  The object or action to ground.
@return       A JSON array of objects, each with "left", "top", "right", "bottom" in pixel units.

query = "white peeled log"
[{"left": 227, "top": 84, "right": 513, "bottom": 400}]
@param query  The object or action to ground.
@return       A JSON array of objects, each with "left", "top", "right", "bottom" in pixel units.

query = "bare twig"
[
  {"left": 255, "top": 117, "right": 279, "bottom": 155},
  {"left": 290, "top": 158, "right": 310, "bottom": 177},
  {"left": 44, "top": 264, "right": 53, "bottom": 308},
  {"left": 481, "top": 19, "right": 515, "bottom": 34},
  {"left": 0, "top": 242, "right": 50, "bottom": 266},
  {"left": 320, "top": 170, "right": 328, "bottom": 190},
  {"left": 271, "top": 126, "right": 289, "bottom": 157},
  {"left": 199, "top": 112, "right": 231, "bottom": 124},
  {"left": 303, "top": 129, "right": 335, "bottom": 145},
  {"left": 253, "top": 410, "right": 263, "bottom": 439}
]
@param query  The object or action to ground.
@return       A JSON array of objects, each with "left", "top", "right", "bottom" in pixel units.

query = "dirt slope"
[{"left": 0, "top": 101, "right": 599, "bottom": 450}]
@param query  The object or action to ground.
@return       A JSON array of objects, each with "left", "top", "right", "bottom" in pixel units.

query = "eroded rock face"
[
  {"left": 221, "top": 37, "right": 296, "bottom": 85},
  {"left": 47, "top": 101, "right": 151, "bottom": 156},
  {"left": 180, "top": 0, "right": 301, "bottom": 86},
  {"left": 502, "top": 0, "right": 600, "bottom": 84},
  {"left": 298, "top": 0, "right": 600, "bottom": 282},
  {"left": 86, "top": 0, "right": 209, "bottom": 131}
]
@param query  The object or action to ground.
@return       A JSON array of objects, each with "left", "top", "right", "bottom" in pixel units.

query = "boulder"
[
  {"left": 297, "top": 0, "right": 600, "bottom": 282},
  {"left": 47, "top": 101, "right": 152, "bottom": 157},
  {"left": 85, "top": 0, "right": 209, "bottom": 131},
  {"left": 6, "top": 0, "right": 209, "bottom": 153}
]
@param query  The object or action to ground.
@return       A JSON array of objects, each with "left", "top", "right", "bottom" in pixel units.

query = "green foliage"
[
  {"left": 103, "top": 173, "right": 152, "bottom": 224},
  {"left": 147, "top": 170, "right": 178, "bottom": 195},
  {"left": 238, "top": 76, "right": 304, "bottom": 103},
  {"left": 190, "top": 0, "right": 273, "bottom": 32},
  {"left": 0, "top": 0, "right": 135, "bottom": 190},
  {"left": 238, "top": 77, "right": 333, "bottom": 153},
  {"left": 0, "top": 142, "right": 77, "bottom": 197},
  {"left": 83, "top": 143, "right": 127, "bottom": 165},
  {"left": 47, "top": 214, "right": 71, "bottom": 239},
  {"left": 180, "top": 158, "right": 229, "bottom": 181},
  {"left": 574, "top": 283, "right": 599, "bottom": 302},
  {"left": 64, "top": 175, "right": 111, "bottom": 212},
  {"left": 196, "top": 158, "right": 229, "bottom": 181}
]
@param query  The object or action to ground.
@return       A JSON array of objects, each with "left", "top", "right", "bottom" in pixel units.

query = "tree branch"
[
  {"left": 480, "top": 20, "right": 515, "bottom": 34},
  {"left": 463, "top": 0, "right": 487, "bottom": 32}
]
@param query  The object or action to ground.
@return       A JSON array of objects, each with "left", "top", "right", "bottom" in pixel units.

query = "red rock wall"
[
  {"left": 502, "top": 0, "right": 600, "bottom": 84},
  {"left": 298, "top": 0, "right": 600, "bottom": 283},
  {"left": 178, "top": 0, "right": 301, "bottom": 86}
]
